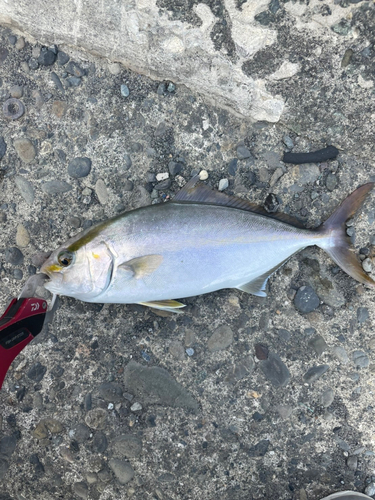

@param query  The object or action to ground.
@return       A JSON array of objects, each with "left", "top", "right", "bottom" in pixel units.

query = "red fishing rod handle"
[{"left": 0, "top": 297, "right": 47, "bottom": 389}]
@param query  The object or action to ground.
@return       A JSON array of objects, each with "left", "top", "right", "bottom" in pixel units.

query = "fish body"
[{"left": 40, "top": 177, "right": 375, "bottom": 311}]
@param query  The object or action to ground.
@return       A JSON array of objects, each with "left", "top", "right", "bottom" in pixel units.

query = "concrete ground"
[{"left": 1, "top": 4, "right": 375, "bottom": 499}]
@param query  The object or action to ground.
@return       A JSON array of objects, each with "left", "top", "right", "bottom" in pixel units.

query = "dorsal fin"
[{"left": 172, "top": 175, "right": 306, "bottom": 229}]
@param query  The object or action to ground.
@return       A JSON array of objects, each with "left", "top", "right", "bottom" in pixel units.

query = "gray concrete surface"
[{"left": 1, "top": 1, "right": 375, "bottom": 499}]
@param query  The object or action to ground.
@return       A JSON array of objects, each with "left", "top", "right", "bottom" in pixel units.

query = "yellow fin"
[
  {"left": 138, "top": 300, "right": 186, "bottom": 314},
  {"left": 119, "top": 254, "right": 163, "bottom": 279}
]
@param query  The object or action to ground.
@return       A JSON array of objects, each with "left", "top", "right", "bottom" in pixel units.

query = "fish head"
[{"left": 40, "top": 230, "right": 114, "bottom": 301}]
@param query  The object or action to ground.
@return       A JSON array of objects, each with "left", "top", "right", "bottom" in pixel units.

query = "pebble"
[
  {"left": 113, "top": 434, "right": 142, "bottom": 458},
  {"left": 362, "top": 258, "right": 372, "bottom": 273},
  {"left": 0, "top": 458, "right": 9, "bottom": 480},
  {"left": 72, "top": 423, "right": 91, "bottom": 443},
  {"left": 86, "top": 472, "right": 98, "bottom": 484},
  {"left": 352, "top": 350, "right": 369, "bottom": 368},
  {"left": 13, "top": 138, "right": 36, "bottom": 163},
  {"left": 264, "top": 193, "right": 280, "bottom": 213},
  {"left": 9, "top": 85, "right": 23, "bottom": 98},
  {"left": 130, "top": 402, "right": 142, "bottom": 412},
  {"left": 269, "top": 167, "right": 284, "bottom": 187},
  {"left": 16, "top": 224, "right": 30, "bottom": 247},
  {"left": 0, "top": 435, "right": 17, "bottom": 457},
  {"left": 154, "top": 179, "right": 171, "bottom": 191},
  {"left": 308, "top": 335, "right": 328, "bottom": 356},
  {"left": 283, "top": 135, "right": 294, "bottom": 149},
  {"left": 346, "top": 456, "right": 358, "bottom": 471},
  {"left": 123, "top": 360, "right": 198, "bottom": 410},
  {"left": 218, "top": 178, "right": 229, "bottom": 191},
  {"left": 186, "top": 348, "right": 194, "bottom": 356},
  {"left": 41, "top": 180, "right": 72, "bottom": 194},
  {"left": 320, "top": 388, "right": 334, "bottom": 407},
  {"left": 207, "top": 325, "right": 233, "bottom": 352},
  {"left": 50, "top": 72, "right": 64, "bottom": 92},
  {"left": 108, "top": 62, "right": 121, "bottom": 75},
  {"left": 365, "top": 483, "right": 375, "bottom": 496},
  {"left": 85, "top": 408, "right": 107, "bottom": 430},
  {"left": 199, "top": 170, "right": 208, "bottom": 180},
  {"left": 66, "top": 61, "right": 85, "bottom": 77},
  {"left": 168, "top": 161, "right": 183, "bottom": 176},
  {"left": 258, "top": 166, "right": 270, "bottom": 183},
  {"left": 68, "top": 157, "right": 92, "bottom": 178},
  {"left": 95, "top": 179, "right": 109, "bottom": 204},
  {"left": 0, "top": 136, "right": 6, "bottom": 159},
  {"left": 228, "top": 158, "right": 238, "bottom": 176},
  {"left": 57, "top": 51, "right": 70, "bottom": 65},
  {"left": 123, "top": 153, "right": 132, "bottom": 169},
  {"left": 73, "top": 482, "right": 88, "bottom": 499},
  {"left": 121, "top": 84, "right": 130, "bottom": 97},
  {"left": 5, "top": 247, "right": 24, "bottom": 265},
  {"left": 109, "top": 459, "right": 135, "bottom": 485},
  {"left": 331, "top": 345, "right": 349, "bottom": 364},
  {"left": 325, "top": 172, "right": 337, "bottom": 191},
  {"left": 236, "top": 145, "right": 252, "bottom": 159},
  {"left": 8, "top": 35, "right": 17, "bottom": 45},
  {"left": 303, "top": 365, "right": 329, "bottom": 383},
  {"left": 123, "top": 180, "right": 134, "bottom": 191},
  {"left": 156, "top": 172, "right": 169, "bottom": 182},
  {"left": 92, "top": 431, "right": 108, "bottom": 453},
  {"left": 13, "top": 269, "right": 23, "bottom": 280},
  {"left": 27, "top": 362, "right": 47, "bottom": 382},
  {"left": 259, "top": 352, "right": 291, "bottom": 387},
  {"left": 357, "top": 307, "right": 369, "bottom": 324},
  {"left": 225, "top": 356, "right": 254, "bottom": 384},
  {"left": 98, "top": 382, "right": 123, "bottom": 402},
  {"left": 14, "top": 175, "right": 35, "bottom": 204},
  {"left": 38, "top": 47, "right": 57, "bottom": 66},
  {"left": 169, "top": 341, "right": 185, "bottom": 360},
  {"left": 294, "top": 285, "right": 320, "bottom": 313},
  {"left": 15, "top": 37, "right": 25, "bottom": 50},
  {"left": 167, "top": 82, "right": 176, "bottom": 92},
  {"left": 66, "top": 76, "right": 81, "bottom": 87}
]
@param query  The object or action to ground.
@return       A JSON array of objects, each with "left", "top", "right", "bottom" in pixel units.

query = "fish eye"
[{"left": 58, "top": 250, "right": 74, "bottom": 267}]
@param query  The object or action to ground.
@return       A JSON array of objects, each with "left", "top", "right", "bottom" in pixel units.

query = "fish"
[{"left": 40, "top": 176, "right": 375, "bottom": 313}]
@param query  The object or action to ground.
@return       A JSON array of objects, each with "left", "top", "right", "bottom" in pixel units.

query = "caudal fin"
[{"left": 317, "top": 183, "right": 375, "bottom": 287}]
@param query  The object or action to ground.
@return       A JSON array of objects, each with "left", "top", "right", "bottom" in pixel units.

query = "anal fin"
[{"left": 138, "top": 299, "right": 186, "bottom": 314}]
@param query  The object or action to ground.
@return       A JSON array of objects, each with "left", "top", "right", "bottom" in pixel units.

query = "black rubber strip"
[{"left": 282, "top": 145, "right": 339, "bottom": 164}]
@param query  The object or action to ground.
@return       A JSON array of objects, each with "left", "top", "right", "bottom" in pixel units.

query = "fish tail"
[{"left": 316, "top": 182, "right": 375, "bottom": 287}]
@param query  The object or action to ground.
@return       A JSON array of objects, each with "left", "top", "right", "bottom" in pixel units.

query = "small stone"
[
  {"left": 14, "top": 138, "right": 36, "bottom": 163},
  {"left": 0, "top": 435, "right": 17, "bottom": 457},
  {"left": 294, "top": 285, "right": 320, "bottom": 313},
  {"left": 228, "top": 158, "right": 238, "bottom": 176},
  {"left": 73, "top": 482, "right": 88, "bottom": 499},
  {"left": 15, "top": 37, "right": 25, "bottom": 50},
  {"left": 68, "top": 157, "right": 92, "bottom": 178},
  {"left": 365, "top": 483, "right": 375, "bottom": 496},
  {"left": 0, "top": 136, "right": 6, "bottom": 159},
  {"left": 95, "top": 179, "right": 109, "bottom": 204},
  {"left": 32, "top": 421, "right": 48, "bottom": 440},
  {"left": 28, "top": 58, "right": 39, "bottom": 70},
  {"left": 66, "top": 76, "right": 81, "bottom": 87},
  {"left": 8, "top": 35, "right": 17, "bottom": 45},
  {"left": 352, "top": 350, "right": 369, "bottom": 368},
  {"left": 357, "top": 307, "right": 369, "bottom": 324},
  {"left": 207, "top": 325, "right": 233, "bottom": 352},
  {"left": 186, "top": 348, "right": 194, "bottom": 356},
  {"left": 362, "top": 258, "right": 372, "bottom": 273},
  {"left": 14, "top": 176, "right": 35, "bottom": 204},
  {"left": 167, "top": 82, "right": 176, "bottom": 92},
  {"left": 123, "top": 153, "right": 132, "bottom": 169},
  {"left": 283, "top": 135, "right": 294, "bottom": 149},
  {"left": 52, "top": 100, "right": 67, "bottom": 117},
  {"left": 218, "top": 178, "right": 229, "bottom": 191},
  {"left": 269, "top": 167, "right": 284, "bottom": 187},
  {"left": 41, "top": 180, "right": 72, "bottom": 194},
  {"left": 38, "top": 48, "right": 56, "bottom": 66},
  {"left": 168, "top": 161, "right": 183, "bottom": 176},
  {"left": 264, "top": 193, "right": 280, "bottom": 213},
  {"left": 255, "top": 343, "right": 269, "bottom": 360},
  {"left": 130, "top": 402, "right": 142, "bottom": 412},
  {"left": 308, "top": 335, "right": 328, "bottom": 356},
  {"left": 303, "top": 365, "right": 329, "bottom": 383},
  {"left": 56, "top": 51, "right": 69, "bottom": 66},
  {"left": 108, "top": 62, "right": 121, "bottom": 75},
  {"left": 169, "top": 341, "right": 185, "bottom": 360},
  {"left": 109, "top": 459, "right": 134, "bottom": 485},
  {"left": 331, "top": 346, "right": 349, "bottom": 366},
  {"left": 0, "top": 458, "right": 9, "bottom": 480},
  {"left": 156, "top": 172, "right": 169, "bottom": 182},
  {"left": 85, "top": 408, "right": 107, "bottom": 430},
  {"left": 123, "top": 180, "right": 134, "bottom": 191},
  {"left": 27, "top": 362, "right": 47, "bottom": 382},
  {"left": 10, "top": 85, "right": 23, "bottom": 98},
  {"left": 331, "top": 19, "right": 351, "bottom": 36},
  {"left": 121, "top": 84, "right": 130, "bottom": 97},
  {"left": 258, "top": 166, "right": 270, "bottom": 183},
  {"left": 154, "top": 179, "right": 171, "bottom": 191},
  {"left": 98, "top": 382, "right": 123, "bottom": 402},
  {"left": 66, "top": 61, "right": 85, "bottom": 77},
  {"left": 113, "top": 434, "right": 142, "bottom": 458},
  {"left": 16, "top": 224, "right": 30, "bottom": 247},
  {"left": 86, "top": 472, "right": 98, "bottom": 484},
  {"left": 5, "top": 247, "right": 24, "bottom": 265},
  {"left": 72, "top": 423, "right": 91, "bottom": 443},
  {"left": 92, "top": 431, "right": 108, "bottom": 453},
  {"left": 260, "top": 352, "right": 290, "bottom": 387},
  {"left": 199, "top": 170, "right": 208, "bottom": 180},
  {"left": 13, "top": 268, "right": 23, "bottom": 280},
  {"left": 326, "top": 172, "right": 337, "bottom": 191},
  {"left": 346, "top": 456, "right": 358, "bottom": 471},
  {"left": 236, "top": 145, "right": 252, "bottom": 159},
  {"left": 320, "top": 388, "right": 334, "bottom": 407}
]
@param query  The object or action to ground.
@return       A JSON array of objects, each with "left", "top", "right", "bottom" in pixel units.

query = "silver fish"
[{"left": 40, "top": 176, "right": 375, "bottom": 313}]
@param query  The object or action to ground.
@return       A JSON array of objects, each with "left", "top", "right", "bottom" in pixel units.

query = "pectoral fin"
[
  {"left": 139, "top": 300, "right": 186, "bottom": 314},
  {"left": 118, "top": 255, "right": 163, "bottom": 279}
]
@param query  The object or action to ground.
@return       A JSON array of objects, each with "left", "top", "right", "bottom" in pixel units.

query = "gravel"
[
  {"left": 294, "top": 285, "right": 320, "bottom": 313},
  {"left": 38, "top": 47, "right": 57, "bottom": 65},
  {"left": 68, "top": 157, "right": 92, "bottom": 178}
]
